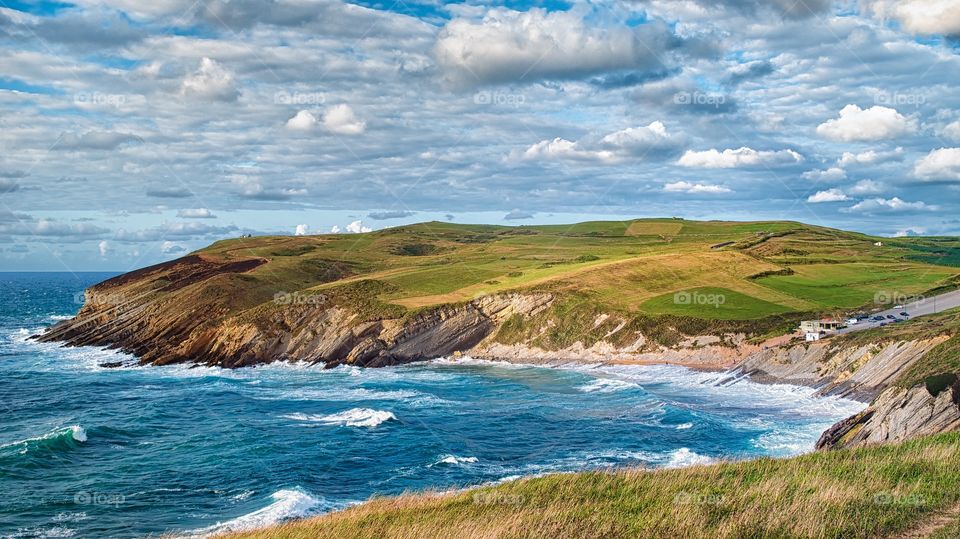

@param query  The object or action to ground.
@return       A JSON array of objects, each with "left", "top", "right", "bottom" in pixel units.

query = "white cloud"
[
  {"left": 98, "top": 240, "right": 109, "bottom": 257},
  {"left": 176, "top": 208, "right": 216, "bottom": 218},
  {"left": 520, "top": 138, "right": 616, "bottom": 162},
  {"left": 286, "top": 110, "right": 319, "bottom": 131},
  {"left": 161, "top": 241, "right": 186, "bottom": 254},
  {"left": 914, "top": 148, "right": 960, "bottom": 181},
  {"left": 807, "top": 189, "right": 850, "bottom": 203},
  {"left": 941, "top": 121, "right": 960, "bottom": 141},
  {"left": 294, "top": 224, "right": 309, "bottom": 236},
  {"left": 862, "top": 0, "right": 960, "bottom": 36},
  {"left": 802, "top": 167, "right": 846, "bottom": 181},
  {"left": 848, "top": 179, "right": 886, "bottom": 195},
  {"left": 434, "top": 8, "right": 676, "bottom": 86},
  {"left": 845, "top": 197, "right": 938, "bottom": 214},
  {"left": 323, "top": 104, "right": 365, "bottom": 135},
  {"left": 600, "top": 121, "right": 683, "bottom": 155},
  {"left": 330, "top": 225, "right": 341, "bottom": 234},
  {"left": 837, "top": 147, "right": 904, "bottom": 167},
  {"left": 663, "top": 181, "right": 732, "bottom": 194},
  {"left": 816, "top": 105, "right": 915, "bottom": 142},
  {"left": 180, "top": 57, "right": 239, "bottom": 102},
  {"left": 677, "top": 147, "right": 802, "bottom": 168},
  {"left": 345, "top": 220, "right": 371, "bottom": 233}
]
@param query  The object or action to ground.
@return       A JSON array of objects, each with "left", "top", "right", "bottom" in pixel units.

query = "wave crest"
[{"left": 282, "top": 408, "right": 397, "bottom": 428}]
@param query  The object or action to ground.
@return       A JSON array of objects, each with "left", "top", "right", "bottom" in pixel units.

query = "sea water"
[{"left": 0, "top": 272, "right": 865, "bottom": 538}]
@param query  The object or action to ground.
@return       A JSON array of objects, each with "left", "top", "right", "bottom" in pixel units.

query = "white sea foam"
[
  {"left": 436, "top": 455, "right": 479, "bottom": 466},
  {"left": 47, "top": 315, "right": 74, "bottom": 322},
  {"left": 577, "top": 378, "right": 639, "bottom": 393},
  {"left": 0, "top": 425, "right": 87, "bottom": 454},
  {"left": 193, "top": 488, "right": 325, "bottom": 536},
  {"left": 663, "top": 448, "right": 714, "bottom": 469},
  {"left": 282, "top": 408, "right": 397, "bottom": 428},
  {"left": 675, "top": 422, "right": 693, "bottom": 430}
]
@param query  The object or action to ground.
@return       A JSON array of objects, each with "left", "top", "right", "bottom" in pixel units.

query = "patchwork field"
[{"left": 199, "top": 219, "right": 960, "bottom": 322}]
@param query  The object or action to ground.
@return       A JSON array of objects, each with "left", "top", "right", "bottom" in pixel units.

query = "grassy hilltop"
[
  {"left": 199, "top": 218, "right": 960, "bottom": 323},
  {"left": 221, "top": 433, "right": 960, "bottom": 539}
]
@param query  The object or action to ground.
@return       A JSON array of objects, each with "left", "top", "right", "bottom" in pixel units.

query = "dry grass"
[{"left": 220, "top": 433, "right": 960, "bottom": 539}]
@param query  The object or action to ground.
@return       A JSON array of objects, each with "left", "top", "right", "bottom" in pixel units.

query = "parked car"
[
  {"left": 886, "top": 315, "right": 896, "bottom": 319},
  {"left": 900, "top": 311, "right": 910, "bottom": 317},
  {"left": 872, "top": 316, "right": 885, "bottom": 321}
]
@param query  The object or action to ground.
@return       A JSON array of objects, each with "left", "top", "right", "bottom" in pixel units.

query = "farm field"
[{"left": 198, "top": 219, "right": 960, "bottom": 322}]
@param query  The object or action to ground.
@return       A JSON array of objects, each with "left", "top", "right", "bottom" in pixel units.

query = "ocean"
[{"left": 0, "top": 272, "right": 865, "bottom": 538}]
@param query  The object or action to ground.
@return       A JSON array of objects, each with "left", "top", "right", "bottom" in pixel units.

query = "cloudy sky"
[{"left": 2, "top": 0, "right": 960, "bottom": 270}]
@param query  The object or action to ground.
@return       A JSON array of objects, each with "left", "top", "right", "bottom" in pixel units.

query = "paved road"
[{"left": 834, "top": 289, "right": 960, "bottom": 335}]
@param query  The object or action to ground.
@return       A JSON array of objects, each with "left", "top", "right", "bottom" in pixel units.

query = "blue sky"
[{"left": 1, "top": 0, "right": 959, "bottom": 271}]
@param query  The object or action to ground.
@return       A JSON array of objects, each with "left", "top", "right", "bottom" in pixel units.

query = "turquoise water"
[{"left": 0, "top": 272, "right": 865, "bottom": 538}]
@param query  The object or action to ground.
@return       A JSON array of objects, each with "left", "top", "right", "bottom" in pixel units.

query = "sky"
[{"left": 1, "top": 0, "right": 960, "bottom": 271}]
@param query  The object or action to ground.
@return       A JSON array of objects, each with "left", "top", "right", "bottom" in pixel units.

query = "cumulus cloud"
[
  {"left": 861, "top": 0, "right": 960, "bottom": 36},
  {"left": 345, "top": 220, "right": 371, "bottom": 233},
  {"left": 434, "top": 8, "right": 688, "bottom": 87},
  {"left": 294, "top": 224, "right": 309, "bottom": 235},
  {"left": 845, "top": 197, "right": 938, "bottom": 214},
  {"left": 914, "top": 148, "right": 960, "bottom": 181},
  {"left": 161, "top": 241, "right": 186, "bottom": 254},
  {"left": 848, "top": 179, "right": 886, "bottom": 195},
  {"left": 816, "top": 105, "right": 915, "bottom": 142},
  {"left": 802, "top": 167, "right": 847, "bottom": 181},
  {"left": 599, "top": 121, "right": 684, "bottom": 156},
  {"left": 520, "top": 138, "right": 616, "bottom": 163},
  {"left": 181, "top": 57, "right": 239, "bottom": 102},
  {"left": 286, "top": 110, "right": 319, "bottom": 131},
  {"left": 940, "top": 121, "right": 960, "bottom": 142},
  {"left": 521, "top": 122, "right": 682, "bottom": 163},
  {"left": 322, "top": 104, "right": 365, "bottom": 135},
  {"left": 98, "top": 240, "right": 110, "bottom": 257},
  {"left": 807, "top": 189, "right": 850, "bottom": 203},
  {"left": 838, "top": 147, "right": 905, "bottom": 167},
  {"left": 663, "top": 181, "right": 731, "bottom": 194},
  {"left": 678, "top": 147, "right": 802, "bottom": 168}
]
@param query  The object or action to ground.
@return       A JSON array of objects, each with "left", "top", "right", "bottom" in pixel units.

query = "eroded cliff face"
[
  {"left": 37, "top": 254, "right": 556, "bottom": 368},
  {"left": 816, "top": 383, "right": 960, "bottom": 449},
  {"left": 734, "top": 337, "right": 960, "bottom": 450}
]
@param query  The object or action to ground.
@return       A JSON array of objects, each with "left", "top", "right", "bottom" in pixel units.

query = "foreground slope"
[
  {"left": 220, "top": 433, "right": 960, "bottom": 539},
  {"left": 37, "top": 219, "right": 960, "bottom": 369}
]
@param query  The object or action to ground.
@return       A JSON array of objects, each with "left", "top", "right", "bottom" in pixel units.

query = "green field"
[
  {"left": 198, "top": 219, "right": 960, "bottom": 324},
  {"left": 221, "top": 433, "right": 960, "bottom": 539}
]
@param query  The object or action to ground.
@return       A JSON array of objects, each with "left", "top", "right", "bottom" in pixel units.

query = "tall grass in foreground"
[{"left": 222, "top": 433, "right": 960, "bottom": 539}]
